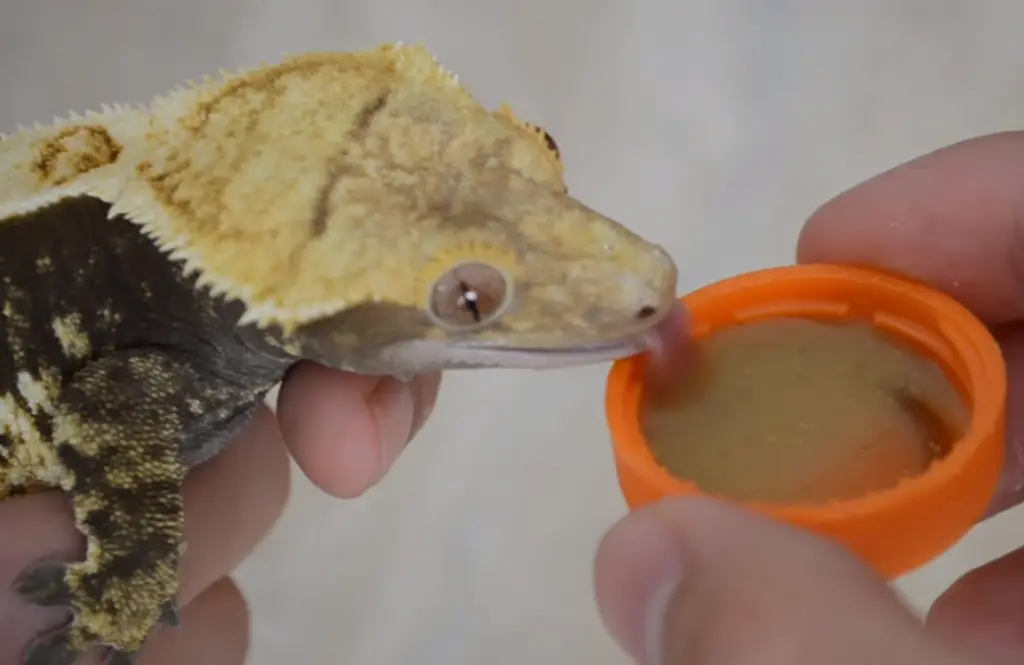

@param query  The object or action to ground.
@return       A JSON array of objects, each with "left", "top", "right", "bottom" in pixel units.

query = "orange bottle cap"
[{"left": 605, "top": 264, "right": 1006, "bottom": 578}]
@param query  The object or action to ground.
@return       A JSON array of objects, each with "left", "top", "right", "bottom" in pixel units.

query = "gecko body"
[{"left": 0, "top": 43, "right": 680, "bottom": 664}]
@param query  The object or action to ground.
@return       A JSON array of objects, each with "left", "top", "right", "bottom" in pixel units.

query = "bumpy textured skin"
[{"left": 0, "top": 43, "right": 679, "bottom": 663}]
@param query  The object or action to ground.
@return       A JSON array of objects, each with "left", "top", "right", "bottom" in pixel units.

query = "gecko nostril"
[{"left": 636, "top": 305, "right": 657, "bottom": 320}]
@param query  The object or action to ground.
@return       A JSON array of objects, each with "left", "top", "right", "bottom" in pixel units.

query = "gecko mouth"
[
  {"left": 456, "top": 301, "right": 692, "bottom": 369},
  {"left": 370, "top": 301, "right": 692, "bottom": 375}
]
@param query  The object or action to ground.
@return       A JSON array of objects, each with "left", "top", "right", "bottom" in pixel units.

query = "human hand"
[
  {"left": 0, "top": 364, "right": 441, "bottom": 664},
  {"left": 593, "top": 132, "right": 1024, "bottom": 665}
]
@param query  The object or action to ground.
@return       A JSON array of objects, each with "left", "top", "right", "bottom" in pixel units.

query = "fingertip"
[
  {"left": 277, "top": 363, "right": 433, "bottom": 499},
  {"left": 593, "top": 502, "right": 688, "bottom": 665},
  {"left": 277, "top": 362, "right": 390, "bottom": 498},
  {"left": 595, "top": 498, "right": 949, "bottom": 665},
  {"left": 797, "top": 131, "right": 1024, "bottom": 323},
  {"left": 795, "top": 196, "right": 845, "bottom": 264}
]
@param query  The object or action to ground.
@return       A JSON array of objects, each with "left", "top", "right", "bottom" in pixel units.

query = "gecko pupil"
[
  {"left": 458, "top": 282, "right": 482, "bottom": 322},
  {"left": 429, "top": 262, "right": 508, "bottom": 328}
]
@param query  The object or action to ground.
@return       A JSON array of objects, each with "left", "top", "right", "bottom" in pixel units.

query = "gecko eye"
[{"left": 429, "top": 262, "right": 510, "bottom": 328}]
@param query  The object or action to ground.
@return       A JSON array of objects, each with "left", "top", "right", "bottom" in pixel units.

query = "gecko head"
[
  {"left": 291, "top": 187, "right": 685, "bottom": 375},
  {"left": 282, "top": 56, "right": 685, "bottom": 375},
  {"left": 186, "top": 45, "right": 686, "bottom": 375}
]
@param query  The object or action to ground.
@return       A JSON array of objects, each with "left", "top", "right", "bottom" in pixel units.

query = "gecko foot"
[
  {"left": 22, "top": 623, "right": 141, "bottom": 665},
  {"left": 14, "top": 560, "right": 181, "bottom": 665},
  {"left": 102, "top": 648, "right": 141, "bottom": 665},
  {"left": 21, "top": 624, "right": 77, "bottom": 665},
  {"left": 12, "top": 562, "right": 71, "bottom": 607}
]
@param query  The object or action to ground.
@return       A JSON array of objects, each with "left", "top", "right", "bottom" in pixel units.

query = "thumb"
[{"left": 593, "top": 497, "right": 980, "bottom": 665}]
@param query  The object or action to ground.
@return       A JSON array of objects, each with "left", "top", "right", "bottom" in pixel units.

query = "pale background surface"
[{"left": 2, "top": 1, "right": 1024, "bottom": 663}]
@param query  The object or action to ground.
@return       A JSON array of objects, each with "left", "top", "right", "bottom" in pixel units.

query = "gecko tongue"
[{"left": 641, "top": 300, "right": 697, "bottom": 394}]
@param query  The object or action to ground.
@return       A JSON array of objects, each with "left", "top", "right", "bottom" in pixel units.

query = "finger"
[
  {"left": 987, "top": 322, "right": 1024, "bottom": 515},
  {"left": 594, "top": 497, "right": 976, "bottom": 665},
  {"left": 797, "top": 133, "right": 1024, "bottom": 517},
  {"left": 137, "top": 577, "right": 250, "bottom": 665},
  {"left": 276, "top": 361, "right": 442, "bottom": 498},
  {"left": 797, "top": 131, "right": 1024, "bottom": 324},
  {"left": 926, "top": 545, "right": 1024, "bottom": 665},
  {"left": 0, "top": 406, "right": 290, "bottom": 662}
]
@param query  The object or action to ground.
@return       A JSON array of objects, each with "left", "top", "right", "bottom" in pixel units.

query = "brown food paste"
[{"left": 641, "top": 317, "right": 969, "bottom": 504}]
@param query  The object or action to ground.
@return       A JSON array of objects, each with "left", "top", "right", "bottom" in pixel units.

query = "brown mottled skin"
[{"left": 0, "top": 43, "right": 681, "bottom": 664}]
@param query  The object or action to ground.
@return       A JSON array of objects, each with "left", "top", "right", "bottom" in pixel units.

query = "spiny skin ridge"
[{"left": 1, "top": 43, "right": 571, "bottom": 337}]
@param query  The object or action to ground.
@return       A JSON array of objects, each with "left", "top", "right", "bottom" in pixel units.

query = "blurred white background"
[{"left": 3, "top": 1, "right": 1024, "bottom": 663}]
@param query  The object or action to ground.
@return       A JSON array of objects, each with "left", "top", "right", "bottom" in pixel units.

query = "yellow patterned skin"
[{"left": 0, "top": 43, "right": 679, "bottom": 664}]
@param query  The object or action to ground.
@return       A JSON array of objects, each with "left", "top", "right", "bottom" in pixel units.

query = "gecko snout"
[{"left": 616, "top": 254, "right": 678, "bottom": 325}]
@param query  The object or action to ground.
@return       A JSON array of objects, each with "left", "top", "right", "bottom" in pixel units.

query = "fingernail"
[
  {"left": 597, "top": 508, "right": 687, "bottom": 665},
  {"left": 406, "top": 374, "right": 442, "bottom": 446},
  {"left": 643, "top": 570, "right": 683, "bottom": 665},
  {"left": 408, "top": 392, "right": 435, "bottom": 442},
  {"left": 373, "top": 379, "right": 416, "bottom": 467}
]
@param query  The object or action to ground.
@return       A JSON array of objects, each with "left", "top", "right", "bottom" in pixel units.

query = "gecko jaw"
[{"left": 372, "top": 301, "right": 692, "bottom": 372}]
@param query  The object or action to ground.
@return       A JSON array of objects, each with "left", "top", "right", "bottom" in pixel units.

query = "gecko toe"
[
  {"left": 159, "top": 599, "right": 181, "bottom": 627},
  {"left": 103, "top": 648, "right": 140, "bottom": 665},
  {"left": 22, "top": 624, "right": 80, "bottom": 665},
  {"left": 12, "top": 562, "right": 72, "bottom": 608}
]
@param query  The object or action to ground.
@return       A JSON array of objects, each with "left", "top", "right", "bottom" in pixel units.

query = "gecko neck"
[{"left": 0, "top": 194, "right": 297, "bottom": 394}]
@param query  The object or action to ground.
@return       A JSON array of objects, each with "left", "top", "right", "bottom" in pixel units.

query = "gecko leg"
[{"left": 13, "top": 349, "right": 199, "bottom": 665}]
